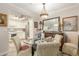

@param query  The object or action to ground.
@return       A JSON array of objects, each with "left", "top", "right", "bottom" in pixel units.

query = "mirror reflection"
[{"left": 43, "top": 17, "right": 60, "bottom": 32}]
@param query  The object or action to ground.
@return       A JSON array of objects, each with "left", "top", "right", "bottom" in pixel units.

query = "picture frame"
[
  {"left": 0, "top": 13, "right": 7, "bottom": 26},
  {"left": 43, "top": 17, "right": 60, "bottom": 32},
  {"left": 62, "top": 16, "right": 78, "bottom": 31},
  {"left": 34, "top": 22, "right": 38, "bottom": 28}
]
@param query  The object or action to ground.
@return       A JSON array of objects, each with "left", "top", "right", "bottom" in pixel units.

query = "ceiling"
[{"left": 0, "top": 3, "right": 79, "bottom": 19}]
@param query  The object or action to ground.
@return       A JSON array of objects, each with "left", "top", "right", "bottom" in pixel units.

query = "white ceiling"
[{"left": 0, "top": 3, "right": 79, "bottom": 19}]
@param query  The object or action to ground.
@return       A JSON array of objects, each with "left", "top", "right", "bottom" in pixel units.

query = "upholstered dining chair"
[
  {"left": 62, "top": 32, "right": 78, "bottom": 56},
  {"left": 35, "top": 34, "right": 63, "bottom": 56},
  {"left": 11, "top": 36, "right": 32, "bottom": 56},
  {"left": 36, "top": 42, "right": 61, "bottom": 56}
]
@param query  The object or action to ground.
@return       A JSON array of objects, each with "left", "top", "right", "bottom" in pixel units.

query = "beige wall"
[
  {"left": 50, "top": 6, "right": 79, "bottom": 31},
  {"left": 0, "top": 14, "right": 9, "bottom": 55},
  {"left": 0, "top": 27, "right": 9, "bottom": 55}
]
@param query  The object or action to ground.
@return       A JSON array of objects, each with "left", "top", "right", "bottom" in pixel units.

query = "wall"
[
  {"left": 50, "top": 6, "right": 79, "bottom": 31},
  {"left": 0, "top": 27, "right": 8, "bottom": 55},
  {"left": 49, "top": 6, "right": 79, "bottom": 45}
]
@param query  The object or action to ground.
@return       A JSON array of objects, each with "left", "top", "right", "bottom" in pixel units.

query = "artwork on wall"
[
  {"left": 43, "top": 17, "right": 60, "bottom": 32},
  {"left": 62, "top": 16, "right": 78, "bottom": 31},
  {"left": 34, "top": 22, "right": 38, "bottom": 28},
  {"left": 0, "top": 13, "right": 7, "bottom": 26}
]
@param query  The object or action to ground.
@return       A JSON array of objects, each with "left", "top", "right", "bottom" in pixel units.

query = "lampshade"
[{"left": 40, "top": 3, "right": 48, "bottom": 19}]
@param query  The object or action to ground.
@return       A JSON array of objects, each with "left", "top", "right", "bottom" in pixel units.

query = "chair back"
[
  {"left": 11, "top": 36, "right": 21, "bottom": 54},
  {"left": 65, "top": 32, "right": 78, "bottom": 45}
]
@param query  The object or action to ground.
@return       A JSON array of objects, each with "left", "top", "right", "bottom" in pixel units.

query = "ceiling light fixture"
[{"left": 40, "top": 3, "right": 48, "bottom": 20}]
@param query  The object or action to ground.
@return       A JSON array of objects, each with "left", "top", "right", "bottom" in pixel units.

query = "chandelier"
[{"left": 40, "top": 3, "right": 48, "bottom": 20}]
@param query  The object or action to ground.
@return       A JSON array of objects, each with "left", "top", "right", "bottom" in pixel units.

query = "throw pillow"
[{"left": 45, "top": 36, "right": 53, "bottom": 42}]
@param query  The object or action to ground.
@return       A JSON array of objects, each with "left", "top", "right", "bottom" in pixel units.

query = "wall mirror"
[{"left": 43, "top": 17, "right": 60, "bottom": 32}]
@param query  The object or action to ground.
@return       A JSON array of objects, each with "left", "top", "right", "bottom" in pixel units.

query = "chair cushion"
[
  {"left": 62, "top": 43, "right": 78, "bottom": 55},
  {"left": 20, "top": 45, "right": 29, "bottom": 51},
  {"left": 63, "top": 43, "right": 78, "bottom": 49}
]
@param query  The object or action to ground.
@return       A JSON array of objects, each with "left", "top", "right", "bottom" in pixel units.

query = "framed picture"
[
  {"left": 43, "top": 17, "right": 60, "bottom": 32},
  {"left": 0, "top": 13, "right": 7, "bottom": 26},
  {"left": 62, "top": 16, "right": 78, "bottom": 31},
  {"left": 34, "top": 22, "right": 38, "bottom": 28}
]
